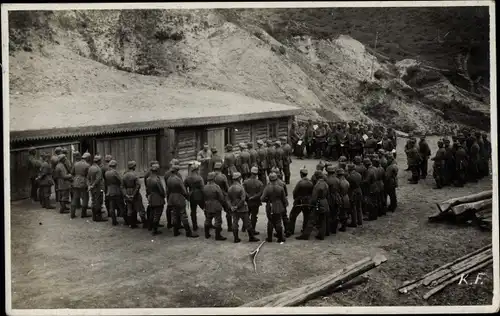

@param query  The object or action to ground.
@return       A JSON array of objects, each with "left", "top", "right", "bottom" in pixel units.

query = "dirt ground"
[{"left": 8, "top": 136, "right": 494, "bottom": 309}]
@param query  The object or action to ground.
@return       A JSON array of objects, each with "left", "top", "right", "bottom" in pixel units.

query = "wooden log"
[
  {"left": 423, "top": 258, "right": 493, "bottom": 300},
  {"left": 436, "top": 190, "right": 492, "bottom": 212},
  {"left": 424, "top": 249, "right": 492, "bottom": 286},
  {"left": 242, "top": 254, "right": 387, "bottom": 307},
  {"left": 451, "top": 198, "right": 492, "bottom": 216},
  {"left": 398, "top": 244, "right": 492, "bottom": 293}
]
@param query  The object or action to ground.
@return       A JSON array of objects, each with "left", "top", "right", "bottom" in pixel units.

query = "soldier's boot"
[
  {"left": 81, "top": 207, "right": 90, "bottom": 218},
  {"left": 152, "top": 221, "right": 162, "bottom": 236},
  {"left": 191, "top": 215, "right": 198, "bottom": 232},
  {"left": 226, "top": 215, "right": 233, "bottom": 232},
  {"left": 166, "top": 208, "right": 173, "bottom": 229},
  {"left": 233, "top": 230, "right": 241, "bottom": 243},
  {"left": 276, "top": 227, "right": 285, "bottom": 243},
  {"left": 215, "top": 228, "right": 227, "bottom": 241},
  {"left": 251, "top": 215, "right": 260, "bottom": 235},
  {"left": 129, "top": 216, "right": 139, "bottom": 229},
  {"left": 110, "top": 211, "right": 118, "bottom": 226},
  {"left": 44, "top": 198, "right": 56, "bottom": 209},
  {"left": 204, "top": 211, "right": 214, "bottom": 229},
  {"left": 123, "top": 214, "right": 130, "bottom": 226},
  {"left": 339, "top": 223, "right": 347, "bottom": 232},
  {"left": 70, "top": 205, "right": 77, "bottom": 219},
  {"left": 330, "top": 219, "right": 338, "bottom": 234},
  {"left": 204, "top": 225, "right": 211, "bottom": 239},
  {"left": 248, "top": 228, "right": 260, "bottom": 242},
  {"left": 94, "top": 209, "right": 107, "bottom": 222},
  {"left": 242, "top": 226, "right": 246, "bottom": 233},
  {"left": 59, "top": 202, "right": 69, "bottom": 214},
  {"left": 141, "top": 216, "right": 148, "bottom": 229},
  {"left": 173, "top": 224, "right": 181, "bottom": 237},
  {"left": 183, "top": 219, "right": 199, "bottom": 238}
]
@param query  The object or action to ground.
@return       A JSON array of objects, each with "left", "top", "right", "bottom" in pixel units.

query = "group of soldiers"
[
  {"left": 290, "top": 120, "right": 397, "bottom": 161},
  {"left": 26, "top": 129, "right": 399, "bottom": 243}
]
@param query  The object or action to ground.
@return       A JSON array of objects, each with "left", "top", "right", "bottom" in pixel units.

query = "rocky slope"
[{"left": 8, "top": 8, "right": 491, "bottom": 134}]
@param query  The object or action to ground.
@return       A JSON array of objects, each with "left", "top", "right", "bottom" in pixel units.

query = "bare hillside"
[{"left": 8, "top": 8, "right": 491, "bottom": 134}]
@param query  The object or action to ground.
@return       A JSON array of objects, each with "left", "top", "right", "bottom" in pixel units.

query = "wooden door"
[{"left": 207, "top": 127, "right": 225, "bottom": 155}]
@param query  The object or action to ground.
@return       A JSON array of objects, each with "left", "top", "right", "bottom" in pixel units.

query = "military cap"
[
  {"left": 73, "top": 151, "right": 81, "bottom": 158},
  {"left": 207, "top": 172, "right": 216, "bottom": 181},
  {"left": 339, "top": 156, "right": 347, "bottom": 162},
  {"left": 58, "top": 154, "right": 66, "bottom": 161},
  {"left": 203, "top": 142, "right": 209, "bottom": 147},
  {"left": 257, "top": 140, "right": 264, "bottom": 145},
  {"left": 104, "top": 155, "right": 113, "bottom": 162},
  {"left": 211, "top": 147, "right": 218, "bottom": 152},
  {"left": 226, "top": 144, "right": 233, "bottom": 149},
  {"left": 443, "top": 138, "right": 450, "bottom": 144},
  {"left": 238, "top": 142, "right": 245, "bottom": 148},
  {"left": 82, "top": 152, "right": 91, "bottom": 159},
  {"left": 363, "top": 158, "right": 372, "bottom": 165},
  {"left": 354, "top": 156, "right": 362, "bottom": 163},
  {"left": 336, "top": 168, "right": 345, "bottom": 176},
  {"left": 61, "top": 147, "right": 69, "bottom": 154},
  {"left": 313, "top": 170, "right": 324, "bottom": 180},
  {"left": 128, "top": 160, "right": 137, "bottom": 169},
  {"left": 232, "top": 172, "right": 242, "bottom": 180},
  {"left": 347, "top": 163, "right": 355, "bottom": 170},
  {"left": 247, "top": 143, "right": 253, "bottom": 148},
  {"left": 300, "top": 166, "right": 308, "bottom": 175},
  {"left": 268, "top": 172, "right": 278, "bottom": 181},
  {"left": 324, "top": 161, "right": 332, "bottom": 168},
  {"left": 28, "top": 147, "right": 36, "bottom": 153},
  {"left": 371, "top": 156, "right": 380, "bottom": 162},
  {"left": 214, "top": 162, "right": 223, "bottom": 169},
  {"left": 93, "top": 155, "right": 102, "bottom": 162},
  {"left": 378, "top": 149, "right": 385, "bottom": 153},
  {"left": 326, "top": 165, "right": 335, "bottom": 173},
  {"left": 367, "top": 131, "right": 373, "bottom": 135},
  {"left": 108, "top": 160, "right": 118, "bottom": 167},
  {"left": 437, "top": 140, "right": 444, "bottom": 146},
  {"left": 271, "top": 167, "right": 280, "bottom": 173},
  {"left": 266, "top": 139, "right": 273, "bottom": 144},
  {"left": 170, "top": 159, "right": 179, "bottom": 166},
  {"left": 251, "top": 166, "right": 259, "bottom": 174},
  {"left": 171, "top": 165, "right": 180, "bottom": 171},
  {"left": 275, "top": 140, "right": 282, "bottom": 146},
  {"left": 280, "top": 136, "right": 287, "bottom": 141},
  {"left": 316, "top": 161, "right": 325, "bottom": 169},
  {"left": 191, "top": 162, "right": 200, "bottom": 170},
  {"left": 482, "top": 133, "right": 488, "bottom": 138},
  {"left": 55, "top": 147, "right": 63, "bottom": 153},
  {"left": 150, "top": 164, "right": 160, "bottom": 171}
]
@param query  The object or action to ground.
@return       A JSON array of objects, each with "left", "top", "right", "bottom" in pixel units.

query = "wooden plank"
[
  {"left": 242, "top": 254, "right": 387, "bottom": 307},
  {"left": 437, "top": 191, "right": 493, "bottom": 212},
  {"left": 451, "top": 198, "right": 493, "bottom": 216}
]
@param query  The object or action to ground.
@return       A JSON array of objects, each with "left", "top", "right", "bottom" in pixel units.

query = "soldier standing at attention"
[
  {"left": 346, "top": 164, "right": 362, "bottom": 227},
  {"left": 261, "top": 172, "right": 287, "bottom": 243},
  {"left": 87, "top": 155, "right": 107, "bottom": 222},
  {"left": 243, "top": 167, "right": 264, "bottom": 235},
  {"left": 290, "top": 121, "right": 300, "bottom": 155},
  {"left": 164, "top": 158, "right": 180, "bottom": 229},
  {"left": 280, "top": 136, "right": 292, "bottom": 185},
  {"left": 288, "top": 167, "right": 313, "bottom": 235},
  {"left": 28, "top": 147, "right": 42, "bottom": 202},
  {"left": 228, "top": 172, "right": 260, "bottom": 243},
  {"left": 311, "top": 161, "right": 326, "bottom": 184},
  {"left": 372, "top": 156, "right": 386, "bottom": 216},
  {"left": 70, "top": 151, "right": 90, "bottom": 219},
  {"left": 271, "top": 167, "right": 290, "bottom": 236},
  {"left": 275, "top": 140, "right": 285, "bottom": 175},
  {"left": 363, "top": 158, "right": 378, "bottom": 221},
  {"left": 238, "top": 143, "right": 252, "bottom": 180},
  {"left": 54, "top": 154, "right": 72, "bottom": 214},
  {"left": 101, "top": 155, "right": 113, "bottom": 216},
  {"left": 145, "top": 162, "right": 166, "bottom": 235},
  {"left": 184, "top": 163, "right": 205, "bottom": 231},
  {"left": 384, "top": 153, "right": 399, "bottom": 212},
  {"left": 36, "top": 152, "right": 56, "bottom": 209},
  {"left": 431, "top": 141, "right": 446, "bottom": 189},
  {"left": 266, "top": 140, "right": 277, "bottom": 175},
  {"left": 443, "top": 138, "right": 454, "bottom": 186},
  {"left": 197, "top": 143, "right": 212, "bottom": 183},
  {"left": 213, "top": 162, "right": 232, "bottom": 232},
  {"left": 468, "top": 136, "right": 480, "bottom": 183},
  {"left": 145, "top": 160, "right": 162, "bottom": 229},
  {"left": 256, "top": 140, "right": 268, "bottom": 185},
  {"left": 305, "top": 120, "right": 315, "bottom": 158},
  {"left": 51, "top": 147, "right": 62, "bottom": 203},
  {"left": 364, "top": 131, "right": 377, "bottom": 157},
  {"left": 404, "top": 135, "right": 414, "bottom": 171},
  {"left": 203, "top": 172, "right": 227, "bottom": 241},
  {"left": 122, "top": 161, "right": 144, "bottom": 228},
  {"left": 167, "top": 165, "right": 199, "bottom": 238},
  {"left": 481, "top": 133, "right": 491, "bottom": 177},
  {"left": 209, "top": 147, "right": 223, "bottom": 173},
  {"left": 247, "top": 143, "right": 258, "bottom": 168},
  {"left": 406, "top": 139, "right": 421, "bottom": 184},
  {"left": 325, "top": 165, "right": 340, "bottom": 235},
  {"left": 337, "top": 168, "right": 351, "bottom": 231},
  {"left": 454, "top": 143, "right": 468, "bottom": 187},
  {"left": 314, "top": 123, "right": 328, "bottom": 159},
  {"left": 418, "top": 136, "right": 431, "bottom": 179},
  {"left": 296, "top": 170, "right": 329, "bottom": 240},
  {"left": 105, "top": 160, "right": 126, "bottom": 226},
  {"left": 223, "top": 144, "right": 238, "bottom": 186}
]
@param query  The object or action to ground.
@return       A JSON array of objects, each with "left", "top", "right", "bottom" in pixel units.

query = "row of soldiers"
[{"left": 290, "top": 120, "right": 397, "bottom": 161}]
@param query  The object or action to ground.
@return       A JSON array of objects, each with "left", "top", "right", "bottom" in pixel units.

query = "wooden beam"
[
  {"left": 450, "top": 198, "right": 492, "bottom": 216},
  {"left": 241, "top": 254, "right": 387, "bottom": 307},
  {"left": 436, "top": 190, "right": 492, "bottom": 213}
]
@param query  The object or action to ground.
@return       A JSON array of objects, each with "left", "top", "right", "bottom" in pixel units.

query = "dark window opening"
[
  {"left": 224, "top": 127, "right": 235, "bottom": 146},
  {"left": 268, "top": 122, "right": 278, "bottom": 139}
]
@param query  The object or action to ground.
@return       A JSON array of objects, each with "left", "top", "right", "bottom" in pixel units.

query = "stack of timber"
[
  {"left": 428, "top": 190, "right": 493, "bottom": 231},
  {"left": 241, "top": 254, "right": 387, "bottom": 307},
  {"left": 397, "top": 244, "right": 492, "bottom": 300}
]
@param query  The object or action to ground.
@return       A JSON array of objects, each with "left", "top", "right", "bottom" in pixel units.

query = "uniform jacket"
[
  {"left": 87, "top": 164, "right": 104, "bottom": 192},
  {"left": 363, "top": 166, "right": 378, "bottom": 194},
  {"left": 197, "top": 149, "right": 212, "bottom": 177},
  {"left": 146, "top": 174, "right": 166, "bottom": 207},
  {"left": 406, "top": 147, "right": 421, "bottom": 166},
  {"left": 166, "top": 174, "right": 188, "bottom": 207},
  {"left": 228, "top": 183, "right": 247, "bottom": 213},
  {"left": 203, "top": 182, "right": 225, "bottom": 213},
  {"left": 418, "top": 140, "right": 432, "bottom": 158},
  {"left": 261, "top": 182, "right": 287, "bottom": 214},
  {"left": 38, "top": 161, "right": 54, "bottom": 187},
  {"left": 28, "top": 155, "right": 42, "bottom": 179},
  {"left": 104, "top": 169, "right": 123, "bottom": 197},
  {"left": 266, "top": 146, "right": 277, "bottom": 169},
  {"left": 184, "top": 171, "right": 205, "bottom": 202},
  {"left": 385, "top": 162, "right": 399, "bottom": 188},
  {"left": 326, "top": 174, "right": 342, "bottom": 206},
  {"left": 54, "top": 161, "right": 72, "bottom": 190},
  {"left": 71, "top": 159, "right": 90, "bottom": 189},
  {"left": 223, "top": 152, "right": 238, "bottom": 175},
  {"left": 256, "top": 147, "right": 268, "bottom": 170},
  {"left": 346, "top": 170, "right": 362, "bottom": 193},
  {"left": 275, "top": 146, "right": 285, "bottom": 169},
  {"left": 209, "top": 153, "right": 224, "bottom": 173},
  {"left": 311, "top": 179, "right": 330, "bottom": 214},
  {"left": 248, "top": 148, "right": 258, "bottom": 167},
  {"left": 122, "top": 170, "right": 141, "bottom": 198},
  {"left": 293, "top": 177, "right": 313, "bottom": 202},
  {"left": 338, "top": 177, "right": 350, "bottom": 209},
  {"left": 282, "top": 143, "right": 292, "bottom": 165},
  {"left": 243, "top": 176, "right": 264, "bottom": 207},
  {"left": 237, "top": 150, "right": 251, "bottom": 175},
  {"left": 214, "top": 172, "right": 229, "bottom": 193}
]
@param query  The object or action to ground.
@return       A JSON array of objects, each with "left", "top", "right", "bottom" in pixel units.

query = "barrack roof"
[{"left": 9, "top": 87, "right": 301, "bottom": 142}]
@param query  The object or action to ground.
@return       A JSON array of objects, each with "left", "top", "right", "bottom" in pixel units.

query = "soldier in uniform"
[
  {"left": 243, "top": 166, "right": 264, "bottom": 235},
  {"left": 346, "top": 164, "right": 362, "bottom": 227},
  {"left": 166, "top": 165, "right": 199, "bottom": 238},
  {"left": 164, "top": 158, "right": 180, "bottom": 229},
  {"left": 325, "top": 165, "right": 339, "bottom": 235},
  {"left": 228, "top": 172, "right": 260, "bottom": 243},
  {"left": 468, "top": 136, "right": 480, "bottom": 183},
  {"left": 261, "top": 172, "right": 287, "bottom": 243},
  {"left": 54, "top": 154, "right": 72, "bottom": 214},
  {"left": 418, "top": 136, "right": 431, "bottom": 179},
  {"left": 36, "top": 152, "right": 56, "bottom": 209},
  {"left": 481, "top": 133, "right": 491, "bottom": 177},
  {"left": 373, "top": 157, "right": 386, "bottom": 216},
  {"left": 364, "top": 131, "right": 377, "bottom": 157},
  {"left": 431, "top": 140, "right": 446, "bottom": 189},
  {"left": 197, "top": 143, "right": 212, "bottom": 183},
  {"left": 351, "top": 127, "right": 364, "bottom": 160},
  {"left": 296, "top": 170, "right": 329, "bottom": 240},
  {"left": 101, "top": 154, "right": 113, "bottom": 215},
  {"left": 238, "top": 143, "right": 252, "bottom": 180},
  {"left": 337, "top": 168, "right": 351, "bottom": 231},
  {"left": 145, "top": 160, "right": 161, "bottom": 228},
  {"left": 122, "top": 161, "right": 145, "bottom": 228},
  {"left": 384, "top": 153, "right": 398, "bottom": 212},
  {"left": 213, "top": 162, "right": 232, "bottom": 232},
  {"left": 203, "top": 172, "right": 227, "bottom": 241},
  {"left": 379, "top": 149, "right": 388, "bottom": 170},
  {"left": 406, "top": 139, "right": 421, "bottom": 184},
  {"left": 443, "top": 138, "right": 454, "bottom": 186},
  {"left": 454, "top": 143, "right": 468, "bottom": 187},
  {"left": 363, "top": 158, "right": 378, "bottom": 221},
  {"left": 288, "top": 167, "right": 313, "bottom": 235},
  {"left": 311, "top": 161, "right": 326, "bottom": 184},
  {"left": 209, "top": 147, "right": 223, "bottom": 173},
  {"left": 281, "top": 136, "right": 292, "bottom": 185},
  {"left": 51, "top": 147, "right": 63, "bottom": 202},
  {"left": 404, "top": 135, "right": 414, "bottom": 171},
  {"left": 104, "top": 160, "right": 126, "bottom": 226},
  {"left": 223, "top": 144, "right": 238, "bottom": 186},
  {"left": 275, "top": 140, "right": 285, "bottom": 175},
  {"left": 314, "top": 123, "right": 328, "bottom": 159},
  {"left": 271, "top": 167, "right": 290, "bottom": 235},
  {"left": 381, "top": 135, "right": 394, "bottom": 153},
  {"left": 304, "top": 120, "right": 315, "bottom": 158},
  {"left": 145, "top": 162, "right": 166, "bottom": 235},
  {"left": 266, "top": 140, "right": 277, "bottom": 175},
  {"left": 28, "top": 147, "right": 42, "bottom": 202},
  {"left": 247, "top": 143, "right": 258, "bottom": 168},
  {"left": 256, "top": 140, "right": 268, "bottom": 185},
  {"left": 184, "top": 163, "right": 205, "bottom": 231},
  {"left": 326, "top": 126, "right": 338, "bottom": 161},
  {"left": 70, "top": 151, "right": 90, "bottom": 218},
  {"left": 87, "top": 155, "right": 107, "bottom": 222}
]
